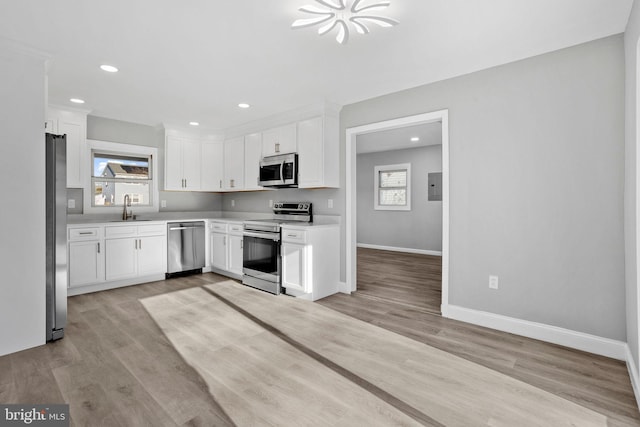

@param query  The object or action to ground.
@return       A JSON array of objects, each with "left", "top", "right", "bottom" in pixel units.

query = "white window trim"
[
  {"left": 374, "top": 163, "right": 411, "bottom": 211},
  {"left": 83, "top": 139, "right": 159, "bottom": 215}
]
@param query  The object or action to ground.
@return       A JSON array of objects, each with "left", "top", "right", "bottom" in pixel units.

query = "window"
[
  {"left": 84, "top": 139, "right": 159, "bottom": 213},
  {"left": 92, "top": 152, "right": 152, "bottom": 207},
  {"left": 374, "top": 163, "right": 411, "bottom": 211}
]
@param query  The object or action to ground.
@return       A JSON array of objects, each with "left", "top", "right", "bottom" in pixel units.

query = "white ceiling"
[
  {"left": 357, "top": 122, "right": 442, "bottom": 154},
  {"left": 0, "top": 0, "right": 632, "bottom": 131}
]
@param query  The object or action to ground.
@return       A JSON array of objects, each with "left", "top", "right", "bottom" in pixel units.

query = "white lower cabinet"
[
  {"left": 210, "top": 221, "right": 243, "bottom": 278},
  {"left": 281, "top": 224, "right": 339, "bottom": 301},
  {"left": 211, "top": 232, "right": 228, "bottom": 270},
  {"left": 69, "top": 240, "right": 104, "bottom": 288},
  {"left": 104, "top": 224, "right": 167, "bottom": 282},
  {"left": 68, "top": 226, "right": 104, "bottom": 288},
  {"left": 228, "top": 234, "right": 244, "bottom": 276},
  {"left": 282, "top": 242, "right": 306, "bottom": 293}
]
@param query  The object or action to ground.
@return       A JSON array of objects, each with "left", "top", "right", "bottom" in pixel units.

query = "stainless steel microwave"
[{"left": 259, "top": 153, "right": 298, "bottom": 187}]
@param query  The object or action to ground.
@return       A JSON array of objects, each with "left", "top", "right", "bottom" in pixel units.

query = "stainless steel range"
[{"left": 242, "top": 202, "right": 312, "bottom": 294}]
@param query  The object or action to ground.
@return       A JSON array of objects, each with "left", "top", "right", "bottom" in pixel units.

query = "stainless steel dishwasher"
[{"left": 167, "top": 221, "right": 205, "bottom": 277}]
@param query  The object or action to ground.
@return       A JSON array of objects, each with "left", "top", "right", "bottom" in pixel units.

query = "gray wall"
[
  {"left": 86, "top": 116, "right": 222, "bottom": 212},
  {"left": 357, "top": 146, "right": 442, "bottom": 252},
  {"left": 0, "top": 45, "right": 47, "bottom": 356},
  {"left": 339, "top": 35, "right": 625, "bottom": 340},
  {"left": 625, "top": 3, "right": 639, "bottom": 371}
]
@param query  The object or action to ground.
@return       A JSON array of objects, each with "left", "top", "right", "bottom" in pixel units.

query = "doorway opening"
[{"left": 345, "top": 110, "right": 450, "bottom": 315}]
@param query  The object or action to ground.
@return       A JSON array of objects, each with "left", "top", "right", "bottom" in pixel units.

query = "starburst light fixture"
[{"left": 291, "top": 0, "right": 398, "bottom": 45}]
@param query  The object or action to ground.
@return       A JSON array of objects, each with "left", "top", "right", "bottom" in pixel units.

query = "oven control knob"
[
  {"left": 298, "top": 204, "right": 303, "bottom": 209},
  {"left": 304, "top": 203, "right": 309, "bottom": 209}
]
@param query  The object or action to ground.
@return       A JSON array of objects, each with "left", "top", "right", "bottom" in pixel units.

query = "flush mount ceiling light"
[
  {"left": 292, "top": 0, "right": 398, "bottom": 45},
  {"left": 189, "top": 121, "right": 199, "bottom": 126},
  {"left": 238, "top": 103, "right": 251, "bottom": 109},
  {"left": 410, "top": 137, "right": 420, "bottom": 142},
  {"left": 69, "top": 98, "right": 85, "bottom": 104},
  {"left": 100, "top": 64, "right": 118, "bottom": 73}
]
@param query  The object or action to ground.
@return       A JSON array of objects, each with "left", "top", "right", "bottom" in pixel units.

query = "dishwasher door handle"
[{"left": 168, "top": 226, "right": 204, "bottom": 231}]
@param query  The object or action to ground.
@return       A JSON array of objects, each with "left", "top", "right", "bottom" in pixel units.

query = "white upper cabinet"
[
  {"left": 243, "top": 133, "right": 263, "bottom": 191},
  {"left": 47, "top": 107, "right": 88, "bottom": 188},
  {"left": 224, "top": 137, "right": 244, "bottom": 191},
  {"left": 297, "top": 115, "right": 339, "bottom": 188},
  {"left": 165, "top": 135, "right": 202, "bottom": 191},
  {"left": 262, "top": 123, "right": 296, "bottom": 157},
  {"left": 201, "top": 141, "right": 224, "bottom": 191}
]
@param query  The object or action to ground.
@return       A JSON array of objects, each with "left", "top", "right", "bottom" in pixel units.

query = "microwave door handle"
[{"left": 280, "top": 161, "right": 285, "bottom": 184}]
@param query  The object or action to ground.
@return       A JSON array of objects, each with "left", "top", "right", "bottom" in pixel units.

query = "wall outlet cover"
[
  {"left": 489, "top": 275, "right": 499, "bottom": 289},
  {"left": 161, "top": 200, "right": 167, "bottom": 208},
  {"left": 231, "top": 200, "right": 235, "bottom": 207},
  {"left": 328, "top": 199, "right": 334, "bottom": 209},
  {"left": 67, "top": 199, "right": 75, "bottom": 209}
]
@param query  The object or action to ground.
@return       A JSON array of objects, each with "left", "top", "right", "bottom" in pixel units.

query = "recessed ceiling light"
[
  {"left": 100, "top": 64, "right": 119, "bottom": 73},
  {"left": 69, "top": 98, "right": 85, "bottom": 104},
  {"left": 189, "top": 122, "right": 199, "bottom": 126},
  {"left": 410, "top": 137, "right": 420, "bottom": 142},
  {"left": 238, "top": 103, "right": 251, "bottom": 109}
]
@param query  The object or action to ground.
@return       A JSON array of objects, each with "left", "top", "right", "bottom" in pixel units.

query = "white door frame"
[{"left": 345, "top": 109, "right": 450, "bottom": 315}]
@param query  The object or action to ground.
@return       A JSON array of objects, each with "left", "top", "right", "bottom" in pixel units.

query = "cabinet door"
[
  {"left": 201, "top": 141, "right": 224, "bottom": 191},
  {"left": 282, "top": 242, "right": 306, "bottom": 292},
  {"left": 223, "top": 138, "right": 244, "bottom": 191},
  {"left": 182, "top": 138, "right": 202, "bottom": 190},
  {"left": 69, "top": 240, "right": 103, "bottom": 287},
  {"left": 137, "top": 235, "right": 166, "bottom": 276},
  {"left": 262, "top": 124, "right": 297, "bottom": 157},
  {"left": 243, "top": 133, "right": 263, "bottom": 191},
  {"left": 165, "top": 136, "right": 184, "bottom": 190},
  {"left": 58, "top": 119, "right": 83, "bottom": 188},
  {"left": 105, "top": 238, "right": 138, "bottom": 281},
  {"left": 228, "top": 235, "right": 244, "bottom": 275},
  {"left": 211, "top": 232, "right": 228, "bottom": 270},
  {"left": 297, "top": 117, "right": 323, "bottom": 188}
]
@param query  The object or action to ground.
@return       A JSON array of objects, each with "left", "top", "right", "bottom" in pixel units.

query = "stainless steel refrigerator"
[{"left": 45, "top": 133, "right": 67, "bottom": 341}]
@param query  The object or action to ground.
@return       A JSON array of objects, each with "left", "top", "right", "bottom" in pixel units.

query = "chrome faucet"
[{"left": 122, "top": 194, "right": 133, "bottom": 220}]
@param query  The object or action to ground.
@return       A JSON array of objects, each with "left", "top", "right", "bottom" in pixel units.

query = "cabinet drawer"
[
  {"left": 105, "top": 225, "right": 137, "bottom": 237},
  {"left": 228, "top": 223, "right": 243, "bottom": 234},
  {"left": 210, "top": 222, "right": 228, "bottom": 232},
  {"left": 137, "top": 224, "right": 166, "bottom": 236},
  {"left": 69, "top": 227, "right": 101, "bottom": 241},
  {"left": 282, "top": 229, "right": 307, "bottom": 244}
]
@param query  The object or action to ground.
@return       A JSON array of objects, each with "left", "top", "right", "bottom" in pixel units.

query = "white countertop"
[{"left": 67, "top": 212, "right": 340, "bottom": 229}]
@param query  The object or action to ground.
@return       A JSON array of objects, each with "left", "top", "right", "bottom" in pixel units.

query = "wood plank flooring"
[
  {"left": 318, "top": 248, "right": 640, "bottom": 427},
  {"left": 143, "top": 281, "right": 610, "bottom": 426},
  {"left": 0, "top": 248, "right": 637, "bottom": 425},
  {"left": 355, "top": 247, "right": 442, "bottom": 315}
]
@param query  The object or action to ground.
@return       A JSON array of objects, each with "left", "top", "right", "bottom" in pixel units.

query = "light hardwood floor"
[
  {"left": 319, "top": 248, "right": 640, "bottom": 427},
  {"left": 0, "top": 250, "right": 637, "bottom": 425}
]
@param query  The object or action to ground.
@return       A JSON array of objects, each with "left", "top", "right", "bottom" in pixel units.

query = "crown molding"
[{"left": 0, "top": 37, "right": 51, "bottom": 61}]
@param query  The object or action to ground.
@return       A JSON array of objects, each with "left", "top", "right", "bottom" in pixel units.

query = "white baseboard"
[
  {"left": 626, "top": 345, "right": 640, "bottom": 410},
  {"left": 68, "top": 273, "right": 166, "bottom": 296},
  {"left": 446, "top": 305, "right": 627, "bottom": 361},
  {"left": 356, "top": 243, "right": 442, "bottom": 256}
]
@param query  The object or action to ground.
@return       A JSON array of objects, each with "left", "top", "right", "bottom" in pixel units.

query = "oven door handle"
[
  {"left": 243, "top": 231, "right": 281, "bottom": 242},
  {"left": 280, "top": 161, "right": 285, "bottom": 184}
]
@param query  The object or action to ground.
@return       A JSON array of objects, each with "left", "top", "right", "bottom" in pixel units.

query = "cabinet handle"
[
  {"left": 79, "top": 231, "right": 93, "bottom": 235},
  {"left": 135, "top": 239, "right": 138, "bottom": 249},
  {"left": 275, "top": 142, "right": 280, "bottom": 153},
  {"left": 240, "top": 239, "right": 243, "bottom": 249},
  {"left": 223, "top": 236, "right": 226, "bottom": 246},
  {"left": 230, "top": 179, "right": 234, "bottom": 188},
  {"left": 219, "top": 179, "right": 222, "bottom": 189},
  {"left": 139, "top": 239, "right": 142, "bottom": 250},
  {"left": 287, "top": 234, "right": 297, "bottom": 238},
  {"left": 97, "top": 242, "right": 100, "bottom": 253}
]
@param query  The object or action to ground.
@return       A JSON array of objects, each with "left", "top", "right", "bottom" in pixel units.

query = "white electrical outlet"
[
  {"left": 231, "top": 199, "right": 235, "bottom": 207},
  {"left": 67, "top": 199, "right": 75, "bottom": 209},
  {"left": 489, "top": 275, "right": 499, "bottom": 289},
  {"left": 161, "top": 200, "right": 167, "bottom": 208},
  {"left": 328, "top": 199, "right": 334, "bottom": 209},
  {"left": 269, "top": 200, "right": 273, "bottom": 207}
]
